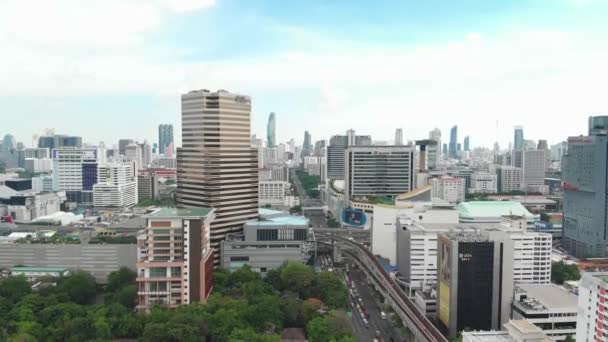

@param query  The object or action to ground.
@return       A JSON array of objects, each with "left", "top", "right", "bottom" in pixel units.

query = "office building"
[
  {"left": 313, "top": 140, "right": 326, "bottom": 157},
  {"left": 451, "top": 168, "right": 474, "bottom": 190},
  {"left": 31, "top": 175, "right": 54, "bottom": 193},
  {"left": 442, "top": 143, "right": 448, "bottom": 157},
  {"left": 137, "top": 169, "right": 158, "bottom": 201},
  {"left": 395, "top": 128, "right": 403, "bottom": 145},
  {"left": 267, "top": 112, "right": 276, "bottom": 147},
  {"left": 562, "top": 116, "right": 608, "bottom": 257},
  {"left": 259, "top": 181, "right": 287, "bottom": 206},
  {"left": 463, "top": 135, "right": 470, "bottom": 151},
  {"left": 302, "top": 131, "right": 312, "bottom": 157},
  {"left": 326, "top": 132, "right": 372, "bottom": 180},
  {"left": 576, "top": 272, "right": 608, "bottom": 341},
  {"left": 118, "top": 139, "right": 134, "bottom": 156},
  {"left": 512, "top": 284, "right": 577, "bottom": 341},
  {"left": 23, "top": 148, "right": 50, "bottom": 159},
  {"left": 449, "top": 125, "right": 458, "bottom": 159},
  {"left": 153, "top": 156, "right": 177, "bottom": 169},
  {"left": 437, "top": 230, "right": 514, "bottom": 338},
  {"left": 24, "top": 158, "right": 52, "bottom": 173},
  {"left": 0, "top": 192, "right": 63, "bottom": 222},
  {"left": 136, "top": 208, "right": 215, "bottom": 311},
  {"left": 344, "top": 146, "right": 415, "bottom": 202},
  {"left": 158, "top": 124, "right": 174, "bottom": 156},
  {"left": 93, "top": 163, "right": 137, "bottom": 208},
  {"left": 220, "top": 209, "right": 311, "bottom": 275},
  {"left": 259, "top": 164, "right": 289, "bottom": 182},
  {"left": 463, "top": 320, "right": 550, "bottom": 342},
  {"left": 38, "top": 134, "right": 82, "bottom": 150},
  {"left": 140, "top": 140, "right": 152, "bottom": 168},
  {"left": 125, "top": 143, "right": 142, "bottom": 171},
  {"left": 514, "top": 126, "right": 524, "bottom": 151},
  {"left": 429, "top": 128, "right": 442, "bottom": 160},
  {"left": 496, "top": 166, "right": 523, "bottom": 192},
  {"left": 522, "top": 150, "right": 547, "bottom": 192},
  {"left": 431, "top": 177, "right": 465, "bottom": 204},
  {"left": 470, "top": 173, "right": 497, "bottom": 194},
  {"left": 176, "top": 89, "right": 258, "bottom": 263},
  {"left": 52, "top": 147, "right": 99, "bottom": 204},
  {"left": 550, "top": 142, "right": 568, "bottom": 162}
]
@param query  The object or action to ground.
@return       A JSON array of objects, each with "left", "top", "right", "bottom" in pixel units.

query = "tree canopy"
[{"left": 551, "top": 261, "right": 581, "bottom": 284}]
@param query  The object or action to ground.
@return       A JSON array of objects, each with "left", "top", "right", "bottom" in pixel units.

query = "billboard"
[
  {"left": 341, "top": 208, "right": 367, "bottom": 227},
  {"left": 438, "top": 235, "right": 451, "bottom": 327}
]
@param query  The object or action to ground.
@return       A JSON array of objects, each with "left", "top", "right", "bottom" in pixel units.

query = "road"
[{"left": 290, "top": 168, "right": 327, "bottom": 228}]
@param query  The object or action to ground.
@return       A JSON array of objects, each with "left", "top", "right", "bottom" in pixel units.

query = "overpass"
[{"left": 316, "top": 232, "right": 447, "bottom": 342}]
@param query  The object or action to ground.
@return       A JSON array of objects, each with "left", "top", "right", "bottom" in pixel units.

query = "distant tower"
[
  {"left": 514, "top": 126, "right": 524, "bottom": 150},
  {"left": 464, "top": 135, "right": 470, "bottom": 151},
  {"left": 303, "top": 131, "right": 312, "bottom": 157},
  {"left": 267, "top": 112, "right": 276, "bottom": 147},
  {"left": 158, "top": 124, "right": 174, "bottom": 156},
  {"left": 449, "top": 125, "right": 458, "bottom": 158},
  {"left": 394, "top": 128, "right": 403, "bottom": 145}
]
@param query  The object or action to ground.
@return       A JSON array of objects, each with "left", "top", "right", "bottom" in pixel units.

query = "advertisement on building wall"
[
  {"left": 439, "top": 235, "right": 451, "bottom": 327},
  {"left": 341, "top": 208, "right": 367, "bottom": 227}
]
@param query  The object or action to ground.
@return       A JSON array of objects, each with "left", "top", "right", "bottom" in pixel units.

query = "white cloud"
[{"left": 157, "top": 0, "right": 216, "bottom": 13}]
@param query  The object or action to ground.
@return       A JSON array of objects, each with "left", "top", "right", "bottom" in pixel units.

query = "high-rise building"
[
  {"left": 141, "top": 140, "right": 152, "bottom": 168},
  {"left": 449, "top": 125, "right": 458, "bottom": 159},
  {"left": 394, "top": 128, "right": 403, "bottom": 146},
  {"left": 577, "top": 272, "right": 608, "bottom": 341},
  {"left": 302, "top": 131, "right": 312, "bottom": 157},
  {"left": 118, "top": 139, "right": 134, "bottom": 156},
  {"left": 470, "top": 173, "right": 497, "bottom": 194},
  {"left": 429, "top": 128, "right": 442, "bottom": 166},
  {"left": 52, "top": 147, "right": 99, "bottom": 204},
  {"left": 125, "top": 143, "right": 143, "bottom": 171},
  {"left": 437, "top": 230, "right": 514, "bottom": 338},
  {"left": 522, "top": 150, "right": 547, "bottom": 192},
  {"left": 562, "top": 116, "right": 608, "bottom": 258},
  {"left": 38, "top": 134, "right": 82, "bottom": 150},
  {"left": 537, "top": 139, "right": 548, "bottom": 150},
  {"left": 431, "top": 177, "right": 465, "bottom": 204},
  {"left": 344, "top": 146, "right": 414, "bottom": 202},
  {"left": 138, "top": 169, "right": 158, "bottom": 201},
  {"left": 267, "top": 112, "right": 276, "bottom": 147},
  {"left": 158, "top": 124, "right": 174, "bottom": 156},
  {"left": 313, "top": 140, "right": 326, "bottom": 157},
  {"left": 513, "top": 126, "right": 524, "bottom": 150},
  {"left": 176, "top": 89, "right": 258, "bottom": 263},
  {"left": 136, "top": 208, "right": 215, "bottom": 311},
  {"left": 442, "top": 143, "right": 448, "bottom": 157},
  {"left": 463, "top": 136, "right": 470, "bottom": 152},
  {"left": 93, "top": 163, "right": 137, "bottom": 208},
  {"left": 326, "top": 132, "right": 372, "bottom": 180}
]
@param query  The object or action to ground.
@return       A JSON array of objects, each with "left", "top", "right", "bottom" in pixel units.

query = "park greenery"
[
  {"left": 136, "top": 197, "right": 176, "bottom": 208},
  {"left": 295, "top": 169, "right": 321, "bottom": 199},
  {"left": 290, "top": 205, "right": 303, "bottom": 214},
  {"left": 0, "top": 261, "right": 352, "bottom": 342},
  {"left": 551, "top": 261, "right": 581, "bottom": 284}
]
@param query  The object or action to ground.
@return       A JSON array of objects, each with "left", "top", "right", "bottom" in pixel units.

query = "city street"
[{"left": 290, "top": 168, "right": 327, "bottom": 228}]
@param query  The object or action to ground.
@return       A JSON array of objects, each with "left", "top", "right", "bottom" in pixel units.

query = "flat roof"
[
  {"left": 515, "top": 283, "right": 578, "bottom": 310},
  {"left": 247, "top": 215, "right": 309, "bottom": 226},
  {"left": 462, "top": 331, "right": 511, "bottom": 342},
  {"left": 11, "top": 267, "right": 69, "bottom": 273},
  {"left": 457, "top": 201, "right": 535, "bottom": 219},
  {"left": 147, "top": 207, "right": 213, "bottom": 219}
]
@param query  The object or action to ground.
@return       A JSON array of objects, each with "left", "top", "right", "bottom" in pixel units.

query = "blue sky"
[{"left": 1, "top": 0, "right": 607, "bottom": 148}]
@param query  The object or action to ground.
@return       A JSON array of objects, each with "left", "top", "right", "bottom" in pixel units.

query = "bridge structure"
[{"left": 315, "top": 232, "right": 447, "bottom": 342}]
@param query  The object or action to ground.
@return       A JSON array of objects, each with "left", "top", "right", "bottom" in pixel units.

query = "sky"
[{"left": 1, "top": 0, "right": 608, "bottom": 149}]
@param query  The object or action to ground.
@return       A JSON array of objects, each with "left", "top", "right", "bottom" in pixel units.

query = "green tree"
[
  {"left": 106, "top": 267, "right": 136, "bottom": 293},
  {"left": 551, "top": 262, "right": 581, "bottom": 285},
  {"left": 111, "top": 284, "right": 137, "bottom": 309},
  {"left": 564, "top": 335, "right": 574, "bottom": 342},
  {"left": 264, "top": 268, "right": 284, "bottom": 291},
  {"left": 540, "top": 212, "right": 550, "bottom": 222},
  {"left": 244, "top": 295, "right": 283, "bottom": 333},
  {"left": 56, "top": 271, "right": 97, "bottom": 305},
  {"left": 0, "top": 276, "right": 32, "bottom": 304},
  {"left": 306, "top": 316, "right": 329, "bottom": 342},
  {"left": 314, "top": 272, "right": 348, "bottom": 309},
  {"left": 281, "top": 262, "right": 315, "bottom": 299},
  {"left": 9, "top": 333, "right": 37, "bottom": 342}
]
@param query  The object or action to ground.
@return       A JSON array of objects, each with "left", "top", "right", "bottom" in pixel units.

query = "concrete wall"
[{"left": 0, "top": 244, "right": 137, "bottom": 283}]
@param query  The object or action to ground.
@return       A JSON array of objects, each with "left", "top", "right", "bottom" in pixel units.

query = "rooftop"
[
  {"left": 515, "top": 284, "right": 578, "bottom": 310},
  {"left": 248, "top": 212, "right": 309, "bottom": 227},
  {"left": 147, "top": 207, "right": 213, "bottom": 219},
  {"left": 457, "top": 201, "right": 535, "bottom": 219},
  {"left": 11, "top": 267, "right": 69, "bottom": 273}
]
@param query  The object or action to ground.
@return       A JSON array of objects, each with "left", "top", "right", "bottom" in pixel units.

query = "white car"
[{"left": 380, "top": 311, "right": 387, "bottom": 319}]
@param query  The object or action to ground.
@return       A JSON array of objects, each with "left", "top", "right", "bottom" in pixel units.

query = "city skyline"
[{"left": 1, "top": 0, "right": 607, "bottom": 147}]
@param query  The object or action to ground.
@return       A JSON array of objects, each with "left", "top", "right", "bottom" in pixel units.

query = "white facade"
[
  {"left": 496, "top": 166, "right": 523, "bottom": 192},
  {"left": 51, "top": 148, "right": 98, "bottom": 192},
  {"left": 431, "top": 177, "right": 465, "bottom": 204},
  {"left": 0, "top": 192, "right": 62, "bottom": 221},
  {"left": 259, "top": 181, "right": 287, "bottom": 205},
  {"left": 24, "top": 158, "right": 52, "bottom": 173},
  {"left": 93, "top": 163, "right": 137, "bottom": 208},
  {"left": 23, "top": 148, "right": 50, "bottom": 159},
  {"left": 125, "top": 143, "right": 142, "bottom": 171},
  {"left": 31, "top": 175, "right": 54, "bottom": 192},
  {"left": 371, "top": 205, "right": 413, "bottom": 265},
  {"left": 523, "top": 150, "right": 547, "bottom": 190},
  {"left": 470, "top": 173, "right": 497, "bottom": 194},
  {"left": 154, "top": 157, "right": 177, "bottom": 169},
  {"left": 506, "top": 229, "right": 552, "bottom": 284},
  {"left": 577, "top": 272, "right": 608, "bottom": 342}
]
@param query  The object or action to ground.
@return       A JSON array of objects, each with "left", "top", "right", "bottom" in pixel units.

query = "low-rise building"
[
  {"left": 463, "top": 320, "right": 551, "bottom": 342},
  {"left": 259, "top": 181, "right": 287, "bottom": 206},
  {"left": 470, "top": 172, "right": 497, "bottom": 194},
  {"left": 31, "top": 175, "right": 54, "bottom": 192},
  {"left": 0, "top": 191, "right": 63, "bottom": 222},
  {"left": 431, "top": 177, "right": 465, "bottom": 204},
  {"left": 10, "top": 266, "right": 70, "bottom": 282},
  {"left": 512, "top": 284, "right": 577, "bottom": 341},
  {"left": 457, "top": 201, "right": 539, "bottom": 228}
]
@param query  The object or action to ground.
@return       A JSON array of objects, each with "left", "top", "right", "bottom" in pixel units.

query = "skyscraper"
[
  {"left": 394, "top": 128, "right": 403, "bottom": 145},
  {"left": 118, "top": 139, "right": 134, "bottom": 156},
  {"left": 158, "top": 124, "right": 174, "bottom": 156},
  {"left": 38, "top": 134, "right": 82, "bottom": 150},
  {"left": 302, "top": 131, "right": 312, "bottom": 157},
  {"left": 327, "top": 132, "right": 372, "bottom": 180},
  {"left": 267, "top": 112, "right": 276, "bottom": 147},
  {"left": 176, "top": 89, "right": 258, "bottom": 263},
  {"left": 562, "top": 116, "right": 608, "bottom": 258},
  {"left": 463, "top": 135, "right": 470, "bottom": 151},
  {"left": 513, "top": 126, "right": 524, "bottom": 150},
  {"left": 449, "top": 125, "right": 458, "bottom": 159},
  {"left": 429, "top": 128, "right": 442, "bottom": 159}
]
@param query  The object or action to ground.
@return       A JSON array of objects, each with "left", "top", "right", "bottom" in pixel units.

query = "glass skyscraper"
[
  {"left": 449, "top": 125, "right": 458, "bottom": 159},
  {"left": 267, "top": 112, "right": 276, "bottom": 147},
  {"left": 513, "top": 126, "right": 524, "bottom": 150},
  {"left": 158, "top": 124, "right": 174, "bottom": 156}
]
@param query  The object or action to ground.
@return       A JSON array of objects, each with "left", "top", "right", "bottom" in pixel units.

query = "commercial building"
[
  {"left": 344, "top": 145, "right": 415, "bottom": 203},
  {"left": 118, "top": 139, "right": 134, "bottom": 156},
  {"left": 138, "top": 169, "right": 158, "bottom": 201},
  {"left": 562, "top": 116, "right": 608, "bottom": 257},
  {"left": 463, "top": 136, "right": 470, "bottom": 151},
  {"left": 514, "top": 126, "right": 524, "bottom": 151},
  {"left": 23, "top": 158, "right": 52, "bottom": 173},
  {"left": 125, "top": 143, "right": 142, "bottom": 171},
  {"left": 395, "top": 128, "right": 403, "bottom": 145},
  {"left": 93, "top": 163, "right": 137, "bottom": 208},
  {"left": 431, "top": 177, "right": 465, "bottom": 205},
  {"left": 326, "top": 132, "right": 372, "bottom": 180},
  {"left": 52, "top": 147, "right": 99, "bottom": 204},
  {"left": 522, "top": 150, "right": 547, "bottom": 193},
  {"left": 470, "top": 173, "right": 497, "bottom": 194},
  {"left": 158, "top": 124, "right": 174, "bottom": 156},
  {"left": 176, "top": 89, "right": 258, "bottom": 263},
  {"left": 38, "top": 134, "right": 82, "bottom": 150},
  {"left": 449, "top": 125, "right": 458, "bottom": 159},
  {"left": 259, "top": 181, "right": 288, "bottom": 206},
  {"left": 437, "top": 230, "right": 514, "bottom": 338},
  {"left": 463, "top": 320, "right": 550, "bottom": 342},
  {"left": 576, "top": 272, "right": 608, "bottom": 341},
  {"left": 0, "top": 191, "right": 63, "bottom": 221},
  {"left": 220, "top": 209, "right": 311, "bottom": 275},
  {"left": 259, "top": 164, "right": 289, "bottom": 182},
  {"left": 457, "top": 201, "right": 539, "bottom": 227},
  {"left": 136, "top": 208, "right": 215, "bottom": 311},
  {"left": 153, "top": 156, "right": 177, "bottom": 169},
  {"left": 429, "top": 128, "right": 442, "bottom": 166},
  {"left": 512, "top": 284, "right": 577, "bottom": 341},
  {"left": 31, "top": 175, "right": 54, "bottom": 192},
  {"left": 267, "top": 112, "right": 276, "bottom": 147},
  {"left": 496, "top": 166, "right": 523, "bottom": 193}
]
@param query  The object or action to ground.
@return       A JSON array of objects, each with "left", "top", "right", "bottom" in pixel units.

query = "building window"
[
  {"left": 171, "top": 267, "right": 181, "bottom": 278},
  {"left": 230, "top": 256, "right": 250, "bottom": 262},
  {"left": 149, "top": 267, "right": 166, "bottom": 278}
]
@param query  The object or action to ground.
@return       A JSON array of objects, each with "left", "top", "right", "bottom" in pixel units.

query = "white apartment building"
[
  {"left": 496, "top": 165, "right": 523, "bottom": 192},
  {"left": 24, "top": 158, "right": 52, "bottom": 173},
  {"left": 93, "top": 163, "right": 137, "bottom": 208},
  {"left": 577, "top": 272, "right": 608, "bottom": 342},
  {"left": 259, "top": 181, "right": 287, "bottom": 206},
  {"left": 23, "top": 148, "right": 50, "bottom": 159},
  {"left": 31, "top": 175, "right": 54, "bottom": 192},
  {"left": 396, "top": 219, "right": 552, "bottom": 293},
  {"left": 52, "top": 147, "right": 99, "bottom": 204},
  {"left": 470, "top": 172, "right": 498, "bottom": 194},
  {"left": 431, "top": 177, "right": 465, "bottom": 204},
  {"left": 512, "top": 284, "right": 577, "bottom": 341}
]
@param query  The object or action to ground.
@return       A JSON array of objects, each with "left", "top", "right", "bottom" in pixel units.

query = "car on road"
[{"left": 380, "top": 311, "right": 387, "bottom": 319}]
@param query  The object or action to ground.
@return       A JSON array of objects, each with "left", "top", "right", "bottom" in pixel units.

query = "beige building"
[
  {"left": 176, "top": 89, "right": 259, "bottom": 263},
  {"left": 136, "top": 208, "right": 215, "bottom": 312}
]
